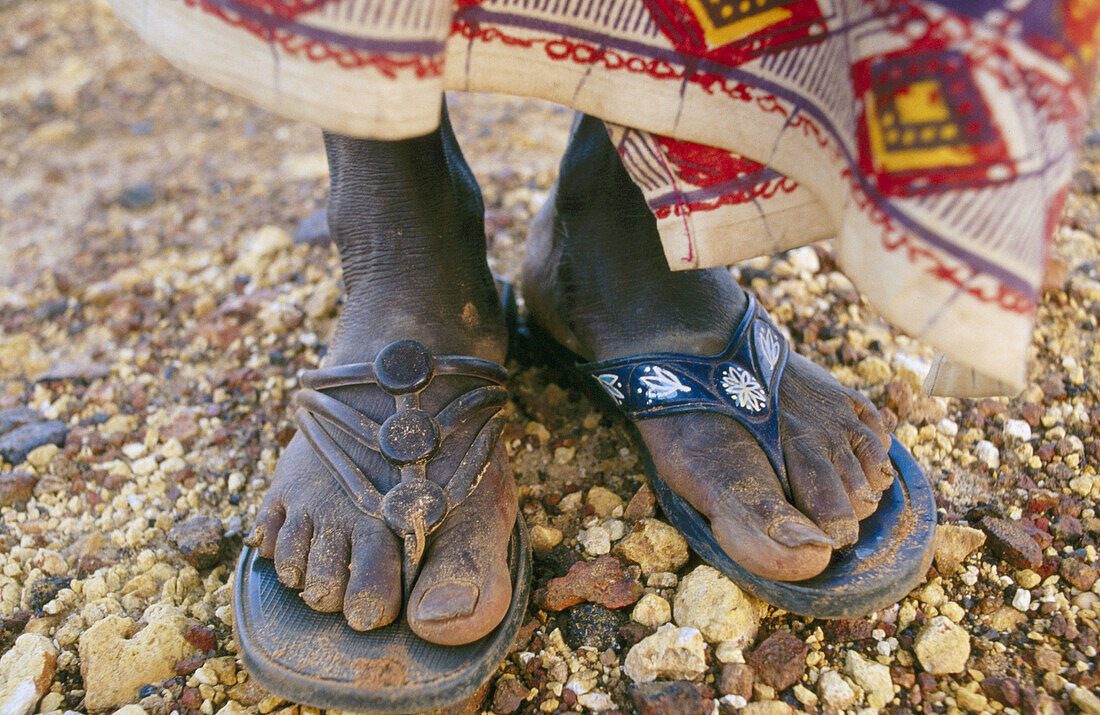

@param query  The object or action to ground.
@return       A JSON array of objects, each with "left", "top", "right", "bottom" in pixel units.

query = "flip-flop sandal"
[
  {"left": 234, "top": 338, "right": 531, "bottom": 713},
  {"left": 520, "top": 294, "right": 936, "bottom": 619}
]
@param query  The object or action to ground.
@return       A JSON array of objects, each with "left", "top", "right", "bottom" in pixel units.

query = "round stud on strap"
[
  {"left": 374, "top": 340, "right": 435, "bottom": 395},
  {"left": 378, "top": 409, "right": 441, "bottom": 466},
  {"left": 382, "top": 479, "right": 447, "bottom": 535}
]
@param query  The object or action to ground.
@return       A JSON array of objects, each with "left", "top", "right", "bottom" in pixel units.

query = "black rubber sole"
[
  {"left": 233, "top": 517, "right": 531, "bottom": 713},
  {"left": 515, "top": 317, "right": 937, "bottom": 619}
]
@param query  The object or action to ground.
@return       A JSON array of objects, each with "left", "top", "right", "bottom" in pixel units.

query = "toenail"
[
  {"left": 415, "top": 580, "right": 479, "bottom": 622},
  {"left": 278, "top": 566, "right": 302, "bottom": 587},
  {"left": 301, "top": 583, "right": 332, "bottom": 607},
  {"left": 347, "top": 597, "right": 384, "bottom": 631},
  {"left": 881, "top": 463, "right": 898, "bottom": 482},
  {"left": 768, "top": 520, "right": 836, "bottom": 549},
  {"left": 856, "top": 485, "right": 881, "bottom": 504}
]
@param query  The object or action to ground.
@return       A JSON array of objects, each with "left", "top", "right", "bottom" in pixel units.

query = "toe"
[
  {"left": 848, "top": 390, "right": 891, "bottom": 450},
  {"left": 274, "top": 514, "right": 312, "bottom": 589},
  {"left": 244, "top": 502, "right": 285, "bottom": 559},
  {"left": 407, "top": 454, "right": 516, "bottom": 646},
  {"left": 850, "top": 424, "right": 897, "bottom": 492},
  {"left": 830, "top": 444, "right": 881, "bottom": 521},
  {"left": 301, "top": 527, "right": 351, "bottom": 612},
  {"left": 343, "top": 523, "right": 402, "bottom": 631},
  {"left": 785, "top": 446, "right": 860, "bottom": 546}
]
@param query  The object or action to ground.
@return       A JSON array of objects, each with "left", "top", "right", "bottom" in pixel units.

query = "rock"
[
  {"left": 79, "top": 604, "right": 196, "bottom": 711},
  {"left": 974, "top": 440, "right": 1000, "bottom": 468},
  {"left": 844, "top": 651, "right": 893, "bottom": 709},
  {"left": 614, "top": 519, "right": 689, "bottom": 576},
  {"left": 0, "top": 421, "right": 68, "bottom": 465},
  {"left": 956, "top": 687, "right": 989, "bottom": 713},
  {"left": 586, "top": 486, "right": 624, "bottom": 518},
  {"left": 0, "top": 472, "right": 38, "bottom": 508},
  {"left": 0, "top": 634, "right": 57, "bottom": 715},
  {"left": 786, "top": 246, "right": 821, "bottom": 274},
  {"left": 822, "top": 618, "right": 875, "bottom": 642},
  {"left": 933, "top": 524, "right": 987, "bottom": 575},
  {"left": 117, "top": 182, "right": 157, "bottom": 210},
  {"left": 740, "top": 701, "right": 795, "bottom": 715},
  {"left": 1071, "top": 686, "right": 1100, "bottom": 714},
  {"left": 542, "top": 554, "right": 642, "bottom": 611},
  {"left": 623, "top": 483, "right": 656, "bottom": 520},
  {"left": 35, "top": 360, "right": 109, "bottom": 383},
  {"left": 304, "top": 279, "right": 340, "bottom": 320},
  {"left": 631, "top": 593, "right": 671, "bottom": 628},
  {"left": 817, "top": 670, "right": 856, "bottom": 710},
  {"left": 578, "top": 525, "right": 611, "bottom": 556},
  {"left": 24, "top": 576, "right": 70, "bottom": 610},
  {"left": 857, "top": 357, "right": 891, "bottom": 383},
  {"left": 168, "top": 516, "right": 225, "bottom": 569},
  {"left": 1059, "top": 558, "right": 1099, "bottom": 591},
  {"left": 1004, "top": 419, "right": 1032, "bottom": 441},
  {"left": 673, "top": 566, "right": 762, "bottom": 646},
  {"left": 744, "top": 631, "right": 808, "bottom": 691},
  {"left": 913, "top": 615, "right": 970, "bottom": 674},
  {"left": 563, "top": 604, "right": 620, "bottom": 650},
  {"left": 1012, "top": 588, "right": 1031, "bottom": 611},
  {"left": 529, "top": 524, "right": 563, "bottom": 553},
  {"left": 0, "top": 408, "right": 43, "bottom": 436},
  {"left": 114, "top": 706, "right": 149, "bottom": 715},
  {"left": 226, "top": 677, "right": 268, "bottom": 706},
  {"left": 981, "top": 676, "right": 1022, "bottom": 707},
  {"left": 622, "top": 624, "right": 707, "bottom": 683},
  {"left": 492, "top": 677, "right": 528, "bottom": 714},
  {"left": 293, "top": 208, "right": 331, "bottom": 246},
  {"left": 629, "top": 681, "right": 709, "bottom": 715},
  {"left": 717, "top": 663, "right": 754, "bottom": 699},
  {"left": 980, "top": 516, "right": 1042, "bottom": 569}
]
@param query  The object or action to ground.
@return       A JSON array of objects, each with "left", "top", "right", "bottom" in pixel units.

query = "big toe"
[
  {"left": 407, "top": 459, "right": 516, "bottom": 645},
  {"left": 710, "top": 495, "right": 836, "bottom": 582}
]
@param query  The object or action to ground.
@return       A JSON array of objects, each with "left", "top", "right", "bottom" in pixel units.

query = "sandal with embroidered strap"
[
  {"left": 233, "top": 338, "right": 531, "bottom": 713},
  {"left": 521, "top": 294, "right": 936, "bottom": 619}
]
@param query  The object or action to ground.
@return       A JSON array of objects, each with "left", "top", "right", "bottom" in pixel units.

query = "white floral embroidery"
[
  {"left": 596, "top": 373, "right": 625, "bottom": 402},
  {"left": 756, "top": 323, "right": 782, "bottom": 370},
  {"left": 720, "top": 365, "right": 767, "bottom": 412},
  {"left": 639, "top": 366, "right": 692, "bottom": 401}
]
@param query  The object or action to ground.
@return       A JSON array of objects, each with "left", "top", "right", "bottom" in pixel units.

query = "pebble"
[
  {"left": 717, "top": 662, "right": 754, "bottom": 699},
  {"left": 1011, "top": 587, "right": 1032, "bottom": 611},
  {"left": 529, "top": 524, "right": 563, "bottom": 553},
  {"left": 744, "top": 631, "right": 808, "bottom": 691},
  {"left": 0, "top": 471, "right": 38, "bottom": 508},
  {"left": 913, "top": 615, "right": 970, "bottom": 674},
  {"left": 1059, "top": 558, "right": 1099, "bottom": 591},
  {"left": 981, "top": 676, "right": 1022, "bottom": 707},
  {"left": 740, "top": 701, "right": 795, "bottom": 715},
  {"left": 0, "top": 634, "right": 57, "bottom": 715},
  {"left": 817, "top": 670, "right": 856, "bottom": 710},
  {"left": 629, "top": 681, "right": 709, "bottom": 715},
  {"left": 492, "top": 677, "right": 529, "bottom": 714},
  {"left": 585, "top": 486, "right": 624, "bottom": 518},
  {"left": 673, "top": 565, "right": 762, "bottom": 646},
  {"left": 974, "top": 440, "right": 1000, "bottom": 467},
  {"left": 1004, "top": 418, "right": 1032, "bottom": 441},
  {"left": 0, "top": 420, "right": 69, "bottom": 465},
  {"left": 623, "top": 483, "right": 656, "bottom": 521},
  {"left": 577, "top": 524, "right": 611, "bottom": 556},
  {"left": 631, "top": 593, "right": 671, "bottom": 628},
  {"left": 622, "top": 624, "right": 708, "bottom": 683},
  {"left": 117, "top": 181, "right": 157, "bottom": 210},
  {"left": 79, "top": 604, "right": 196, "bottom": 711},
  {"left": 844, "top": 651, "right": 892, "bottom": 709},
  {"left": 168, "top": 515, "right": 225, "bottom": 569},
  {"left": 542, "top": 554, "right": 642, "bottom": 611},
  {"left": 293, "top": 208, "right": 331, "bottom": 246},
  {"left": 0, "top": 407, "right": 44, "bottom": 436},
  {"left": 614, "top": 518, "right": 689, "bottom": 576},
  {"left": 1070, "top": 686, "right": 1100, "bottom": 715},
  {"left": 562, "top": 603, "right": 620, "bottom": 650},
  {"left": 980, "top": 516, "right": 1042, "bottom": 569}
]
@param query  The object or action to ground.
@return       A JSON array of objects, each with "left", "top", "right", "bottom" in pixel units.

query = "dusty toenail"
[
  {"left": 768, "top": 520, "right": 836, "bottom": 549},
  {"left": 820, "top": 519, "right": 859, "bottom": 546},
  {"left": 856, "top": 485, "right": 881, "bottom": 504},
  {"left": 881, "top": 463, "right": 898, "bottom": 482},
  {"left": 278, "top": 566, "right": 302, "bottom": 586},
  {"left": 415, "top": 580, "right": 479, "bottom": 622},
  {"left": 346, "top": 597, "right": 384, "bottom": 630},
  {"left": 301, "top": 583, "right": 332, "bottom": 607}
]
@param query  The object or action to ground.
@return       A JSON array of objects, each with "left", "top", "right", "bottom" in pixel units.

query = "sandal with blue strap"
[{"left": 525, "top": 293, "right": 936, "bottom": 619}]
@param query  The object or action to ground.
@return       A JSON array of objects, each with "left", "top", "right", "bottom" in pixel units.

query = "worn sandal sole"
[
  {"left": 234, "top": 517, "right": 530, "bottom": 713},
  {"left": 515, "top": 315, "right": 936, "bottom": 619}
]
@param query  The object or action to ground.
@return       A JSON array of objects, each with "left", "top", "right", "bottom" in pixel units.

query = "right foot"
[{"left": 244, "top": 119, "right": 518, "bottom": 646}]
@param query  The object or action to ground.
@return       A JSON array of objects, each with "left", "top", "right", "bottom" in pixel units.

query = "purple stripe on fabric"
[
  {"left": 647, "top": 167, "right": 785, "bottom": 210},
  {"left": 455, "top": 5, "right": 1036, "bottom": 296},
  {"left": 203, "top": 0, "right": 447, "bottom": 53}
]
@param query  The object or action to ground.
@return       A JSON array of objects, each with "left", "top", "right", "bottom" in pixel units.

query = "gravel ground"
[{"left": 1, "top": 2, "right": 1099, "bottom": 714}]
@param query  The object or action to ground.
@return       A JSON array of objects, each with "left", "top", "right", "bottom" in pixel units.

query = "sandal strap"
[
  {"left": 293, "top": 339, "right": 509, "bottom": 594},
  {"left": 578, "top": 295, "right": 791, "bottom": 495}
]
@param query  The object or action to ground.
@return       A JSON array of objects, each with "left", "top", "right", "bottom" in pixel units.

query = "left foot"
[{"left": 522, "top": 115, "right": 896, "bottom": 582}]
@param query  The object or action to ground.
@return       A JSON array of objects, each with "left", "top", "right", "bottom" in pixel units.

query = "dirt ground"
[{"left": 0, "top": 1, "right": 1098, "bottom": 714}]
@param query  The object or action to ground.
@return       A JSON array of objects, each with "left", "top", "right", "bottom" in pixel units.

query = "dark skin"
[{"left": 245, "top": 109, "right": 897, "bottom": 645}]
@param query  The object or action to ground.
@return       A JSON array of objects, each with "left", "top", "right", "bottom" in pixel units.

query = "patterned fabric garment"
[{"left": 109, "top": 0, "right": 1099, "bottom": 393}]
